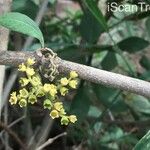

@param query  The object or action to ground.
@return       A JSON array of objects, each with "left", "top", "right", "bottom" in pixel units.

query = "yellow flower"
[
  {"left": 19, "top": 99, "right": 27, "bottom": 107},
  {"left": 61, "top": 116, "right": 69, "bottom": 125},
  {"left": 49, "top": 84, "right": 57, "bottom": 97},
  {"left": 54, "top": 102, "right": 63, "bottom": 111},
  {"left": 43, "top": 99, "right": 52, "bottom": 109},
  {"left": 69, "top": 115, "right": 77, "bottom": 123},
  {"left": 50, "top": 110, "right": 59, "bottom": 119},
  {"left": 70, "top": 71, "right": 78, "bottom": 78},
  {"left": 19, "top": 78, "right": 29, "bottom": 87},
  {"left": 9, "top": 92, "right": 17, "bottom": 105},
  {"left": 36, "top": 87, "right": 45, "bottom": 97},
  {"left": 28, "top": 94, "right": 37, "bottom": 104},
  {"left": 18, "top": 63, "right": 26, "bottom": 72},
  {"left": 19, "top": 88, "right": 29, "bottom": 98},
  {"left": 69, "top": 80, "right": 78, "bottom": 89},
  {"left": 26, "top": 67, "right": 35, "bottom": 76},
  {"left": 43, "top": 84, "right": 51, "bottom": 92},
  {"left": 59, "top": 108, "right": 66, "bottom": 115},
  {"left": 60, "top": 87, "right": 68, "bottom": 96},
  {"left": 31, "top": 76, "right": 41, "bottom": 86},
  {"left": 27, "top": 58, "right": 35, "bottom": 66},
  {"left": 60, "top": 77, "right": 69, "bottom": 86}
]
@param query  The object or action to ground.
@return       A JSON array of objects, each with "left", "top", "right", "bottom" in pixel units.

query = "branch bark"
[{"left": 1, "top": 50, "right": 150, "bottom": 98}]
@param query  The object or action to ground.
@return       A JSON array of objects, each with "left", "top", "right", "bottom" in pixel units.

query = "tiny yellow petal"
[
  {"left": 59, "top": 108, "right": 66, "bottom": 115},
  {"left": 60, "top": 87, "right": 68, "bottom": 96},
  {"left": 28, "top": 94, "right": 37, "bottom": 104},
  {"left": 69, "top": 115, "right": 77, "bottom": 123},
  {"left": 43, "top": 99, "right": 52, "bottom": 109},
  {"left": 9, "top": 92, "right": 17, "bottom": 105},
  {"left": 70, "top": 71, "right": 78, "bottom": 78},
  {"left": 31, "top": 76, "right": 41, "bottom": 86},
  {"left": 26, "top": 67, "right": 35, "bottom": 76},
  {"left": 27, "top": 58, "right": 35, "bottom": 66},
  {"left": 43, "top": 84, "right": 51, "bottom": 92},
  {"left": 60, "top": 77, "right": 69, "bottom": 86},
  {"left": 61, "top": 116, "right": 69, "bottom": 125},
  {"left": 19, "top": 88, "right": 29, "bottom": 98},
  {"left": 19, "top": 99, "right": 27, "bottom": 107},
  {"left": 50, "top": 110, "right": 59, "bottom": 119},
  {"left": 69, "top": 80, "right": 78, "bottom": 89},
  {"left": 19, "top": 78, "right": 29, "bottom": 87},
  {"left": 18, "top": 63, "right": 26, "bottom": 72},
  {"left": 49, "top": 88, "right": 57, "bottom": 97},
  {"left": 54, "top": 102, "right": 63, "bottom": 111}
]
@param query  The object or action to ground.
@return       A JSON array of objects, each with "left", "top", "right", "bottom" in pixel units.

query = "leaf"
[
  {"left": 70, "top": 87, "right": 91, "bottom": 123},
  {"left": 80, "top": 10, "right": 103, "bottom": 43},
  {"left": 0, "top": 12, "right": 44, "bottom": 47},
  {"left": 125, "top": 95, "right": 150, "bottom": 114},
  {"left": 12, "top": 0, "right": 38, "bottom": 19},
  {"left": 133, "top": 130, "right": 150, "bottom": 150},
  {"left": 100, "top": 127, "right": 124, "bottom": 143},
  {"left": 118, "top": 37, "right": 149, "bottom": 53},
  {"left": 140, "top": 55, "right": 150, "bottom": 70},
  {"left": 146, "top": 17, "right": 150, "bottom": 38},
  {"left": 101, "top": 51, "right": 118, "bottom": 71},
  {"left": 93, "top": 84, "right": 127, "bottom": 112},
  {"left": 83, "top": 0, "right": 108, "bottom": 31}
]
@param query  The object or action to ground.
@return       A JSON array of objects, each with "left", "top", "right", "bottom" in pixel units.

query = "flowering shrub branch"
[
  {"left": 9, "top": 58, "right": 78, "bottom": 125},
  {"left": 0, "top": 50, "right": 150, "bottom": 99}
]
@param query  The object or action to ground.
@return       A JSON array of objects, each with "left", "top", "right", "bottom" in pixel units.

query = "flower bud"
[
  {"left": 60, "top": 87, "right": 68, "bottom": 96},
  {"left": 36, "top": 87, "right": 45, "bottom": 97},
  {"left": 69, "top": 115, "right": 77, "bottom": 123},
  {"left": 50, "top": 110, "right": 59, "bottom": 119},
  {"left": 9, "top": 92, "right": 17, "bottom": 105},
  {"left": 18, "top": 63, "right": 26, "bottom": 72},
  {"left": 70, "top": 71, "right": 78, "bottom": 78},
  {"left": 27, "top": 58, "right": 35, "bottom": 66},
  {"left": 43, "top": 99, "right": 52, "bottom": 109},
  {"left": 31, "top": 76, "right": 41, "bottom": 86},
  {"left": 69, "top": 80, "right": 78, "bottom": 89},
  {"left": 26, "top": 67, "right": 35, "bottom": 76},
  {"left": 19, "top": 88, "right": 29, "bottom": 98},
  {"left": 54, "top": 102, "right": 63, "bottom": 111},
  {"left": 49, "top": 84, "right": 57, "bottom": 97},
  {"left": 19, "top": 78, "right": 29, "bottom": 87},
  {"left": 61, "top": 116, "right": 69, "bottom": 125},
  {"left": 19, "top": 99, "right": 27, "bottom": 107},
  {"left": 28, "top": 94, "right": 37, "bottom": 104},
  {"left": 60, "top": 77, "right": 69, "bottom": 86}
]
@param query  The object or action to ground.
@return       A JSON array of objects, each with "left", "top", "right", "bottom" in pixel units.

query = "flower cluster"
[{"left": 9, "top": 58, "right": 78, "bottom": 125}]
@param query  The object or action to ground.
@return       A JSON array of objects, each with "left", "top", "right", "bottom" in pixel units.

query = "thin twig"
[
  {"left": 0, "top": 116, "right": 25, "bottom": 136},
  {"left": 36, "top": 132, "right": 67, "bottom": 150},
  {"left": 0, "top": 122, "right": 27, "bottom": 150}
]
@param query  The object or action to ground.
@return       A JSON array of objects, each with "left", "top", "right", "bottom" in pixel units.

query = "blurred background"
[{"left": 1, "top": 0, "right": 150, "bottom": 149}]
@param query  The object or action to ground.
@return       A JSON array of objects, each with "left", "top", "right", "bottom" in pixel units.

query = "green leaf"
[
  {"left": 83, "top": 0, "right": 108, "bottom": 31},
  {"left": 140, "top": 55, "right": 150, "bottom": 70},
  {"left": 133, "top": 130, "right": 150, "bottom": 150},
  {"left": 70, "top": 87, "right": 91, "bottom": 123},
  {"left": 146, "top": 17, "right": 150, "bottom": 38},
  {"left": 12, "top": 0, "right": 38, "bottom": 19},
  {"left": 101, "top": 51, "right": 118, "bottom": 71},
  {"left": 80, "top": 10, "right": 103, "bottom": 43},
  {"left": 125, "top": 95, "right": 150, "bottom": 114},
  {"left": 0, "top": 12, "right": 44, "bottom": 47},
  {"left": 93, "top": 84, "right": 127, "bottom": 112},
  {"left": 100, "top": 127, "right": 124, "bottom": 143},
  {"left": 118, "top": 37, "right": 149, "bottom": 53}
]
